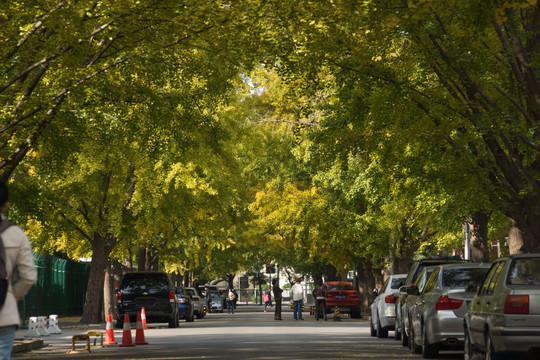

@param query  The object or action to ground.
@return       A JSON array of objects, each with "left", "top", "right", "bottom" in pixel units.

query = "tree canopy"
[{"left": 2, "top": 0, "right": 539, "bottom": 319}]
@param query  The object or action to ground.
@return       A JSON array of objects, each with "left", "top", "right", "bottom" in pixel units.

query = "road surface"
[{"left": 13, "top": 305, "right": 465, "bottom": 359}]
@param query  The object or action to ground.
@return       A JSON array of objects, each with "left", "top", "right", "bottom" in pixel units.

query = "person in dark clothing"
[
  {"left": 204, "top": 286, "right": 211, "bottom": 313},
  {"left": 312, "top": 279, "right": 328, "bottom": 321},
  {"left": 272, "top": 278, "right": 283, "bottom": 320}
]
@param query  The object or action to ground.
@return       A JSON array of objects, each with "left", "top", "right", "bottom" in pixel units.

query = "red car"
[{"left": 326, "top": 281, "right": 361, "bottom": 318}]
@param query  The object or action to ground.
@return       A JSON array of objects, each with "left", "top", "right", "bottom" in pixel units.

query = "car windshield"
[
  {"left": 120, "top": 273, "right": 170, "bottom": 292},
  {"left": 390, "top": 277, "right": 405, "bottom": 289},
  {"left": 327, "top": 283, "right": 353, "bottom": 291},
  {"left": 441, "top": 268, "right": 489, "bottom": 288},
  {"left": 507, "top": 258, "right": 540, "bottom": 285},
  {"left": 176, "top": 287, "right": 186, "bottom": 295}
]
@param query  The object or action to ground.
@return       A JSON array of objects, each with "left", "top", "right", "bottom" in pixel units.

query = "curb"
[{"left": 12, "top": 338, "right": 45, "bottom": 354}]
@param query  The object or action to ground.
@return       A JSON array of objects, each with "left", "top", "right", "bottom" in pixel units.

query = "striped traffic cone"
[
  {"left": 119, "top": 312, "right": 135, "bottom": 347},
  {"left": 103, "top": 312, "right": 117, "bottom": 345},
  {"left": 134, "top": 311, "right": 148, "bottom": 345},
  {"left": 141, "top": 307, "right": 148, "bottom": 330}
]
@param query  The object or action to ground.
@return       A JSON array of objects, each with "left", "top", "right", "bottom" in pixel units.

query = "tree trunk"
[
  {"left": 103, "top": 261, "right": 115, "bottom": 319},
  {"left": 356, "top": 261, "right": 380, "bottom": 314},
  {"left": 518, "top": 197, "right": 540, "bottom": 253},
  {"left": 81, "top": 234, "right": 110, "bottom": 323},
  {"left": 138, "top": 246, "right": 146, "bottom": 271},
  {"left": 111, "top": 261, "right": 123, "bottom": 320},
  {"left": 227, "top": 274, "right": 235, "bottom": 289},
  {"left": 508, "top": 218, "right": 526, "bottom": 254},
  {"left": 467, "top": 212, "right": 490, "bottom": 262}
]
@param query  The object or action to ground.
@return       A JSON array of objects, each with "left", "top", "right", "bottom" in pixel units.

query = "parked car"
[
  {"left": 116, "top": 272, "right": 178, "bottom": 328},
  {"left": 370, "top": 274, "right": 407, "bottom": 338},
  {"left": 408, "top": 262, "right": 490, "bottom": 358},
  {"left": 326, "top": 281, "right": 361, "bottom": 318},
  {"left": 396, "top": 257, "right": 469, "bottom": 346},
  {"left": 464, "top": 254, "right": 540, "bottom": 360},
  {"left": 198, "top": 284, "right": 223, "bottom": 310},
  {"left": 209, "top": 291, "right": 224, "bottom": 312},
  {"left": 175, "top": 286, "right": 194, "bottom": 322},
  {"left": 399, "top": 265, "right": 439, "bottom": 343},
  {"left": 186, "top": 287, "right": 206, "bottom": 319}
]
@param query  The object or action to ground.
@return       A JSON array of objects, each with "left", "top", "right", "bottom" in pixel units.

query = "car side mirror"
[
  {"left": 372, "top": 288, "right": 378, "bottom": 297},
  {"left": 406, "top": 286, "right": 420, "bottom": 296},
  {"left": 399, "top": 285, "right": 410, "bottom": 294}
]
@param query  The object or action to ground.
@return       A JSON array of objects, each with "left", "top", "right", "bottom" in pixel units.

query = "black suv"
[
  {"left": 116, "top": 272, "right": 179, "bottom": 328},
  {"left": 395, "top": 257, "right": 469, "bottom": 346}
]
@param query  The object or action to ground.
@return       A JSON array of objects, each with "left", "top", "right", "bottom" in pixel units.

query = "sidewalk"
[{"left": 13, "top": 317, "right": 104, "bottom": 354}]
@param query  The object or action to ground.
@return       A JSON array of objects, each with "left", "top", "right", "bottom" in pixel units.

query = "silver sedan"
[
  {"left": 464, "top": 254, "right": 540, "bottom": 360},
  {"left": 370, "top": 274, "right": 406, "bottom": 338},
  {"left": 408, "top": 262, "right": 490, "bottom": 358}
]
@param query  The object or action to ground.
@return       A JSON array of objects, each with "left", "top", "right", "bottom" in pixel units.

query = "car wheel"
[
  {"left": 409, "top": 324, "right": 422, "bottom": 354},
  {"left": 401, "top": 317, "right": 409, "bottom": 347},
  {"left": 370, "top": 317, "right": 377, "bottom": 337},
  {"left": 464, "top": 328, "right": 476, "bottom": 360},
  {"left": 394, "top": 318, "right": 401, "bottom": 341},
  {"left": 422, "top": 324, "right": 438, "bottom": 359},
  {"left": 187, "top": 309, "right": 194, "bottom": 322},
  {"left": 485, "top": 332, "right": 502, "bottom": 360},
  {"left": 377, "top": 316, "right": 388, "bottom": 338},
  {"left": 169, "top": 311, "right": 179, "bottom": 328}
]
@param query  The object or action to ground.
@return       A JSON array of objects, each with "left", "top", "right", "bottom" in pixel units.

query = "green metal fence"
[{"left": 18, "top": 253, "right": 90, "bottom": 320}]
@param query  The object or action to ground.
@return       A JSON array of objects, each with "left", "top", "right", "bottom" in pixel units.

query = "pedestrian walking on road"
[
  {"left": 0, "top": 181, "right": 37, "bottom": 360},
  {"left": 263, "top": 290, "right": 270, "bottom": 312},
  {"left": 291, "top": 278, "right": 304, "bottom": 320},
  {"left": 227, "top": 289, "right": 236, "bottom": 314},
  {"left": 312, "top": 279, "right": 328, "bottom": 321},
  {"left": 272, "top": 278, "right": 282, "bottom": 320},
  {"left": 204, "top": 286, "right": 211, "bottom": 313}
]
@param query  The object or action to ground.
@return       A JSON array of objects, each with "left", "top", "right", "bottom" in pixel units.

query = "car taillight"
[
  {"left": 116, "top": 291, "right": 121, "bottom": 303},
  {"left": 192, "top": 296, "right": 199, "bottom": 301},
  {"left": 385, "top": 294, "right": 396, "bottom": 303},
  {"left": 435, "top": 295, "right": 463, "bottom": 311},
  {"left": 504, "top": 295, "right": 529, "bottom": 314},
  {"left": 169, "top": 290, "right": 175, "bottom": 303},
  {"left": 177, "top": 297, "right": 189, "bottom": 304}
]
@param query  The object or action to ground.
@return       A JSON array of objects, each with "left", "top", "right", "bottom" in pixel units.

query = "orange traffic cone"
[
  {"left": 103, "top": 312, "right": 117, "bottom": 345},
  {"left": 141, "top": 307, "right": 148, "bottom": 330},
  {"left": 134, "top": 311, "right": 148, "bottom": 345},
  {"left": 119, "top": 312, "right": 135, "bottom": 347}
]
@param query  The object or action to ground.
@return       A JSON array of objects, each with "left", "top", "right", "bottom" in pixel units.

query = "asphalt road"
[{"left": 13, "top": 305, "right": 466, "bottom": 359}]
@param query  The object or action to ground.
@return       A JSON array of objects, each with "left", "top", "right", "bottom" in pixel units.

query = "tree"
[{"left": 245, "top": 0, "right": 540, "bottom": 253}]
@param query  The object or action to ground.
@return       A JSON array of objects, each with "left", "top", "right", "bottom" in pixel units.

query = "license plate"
[{"left": 335, "top": 295, "right": 346, "bottom": 299}]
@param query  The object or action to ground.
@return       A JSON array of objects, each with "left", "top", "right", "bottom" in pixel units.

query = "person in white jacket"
[
  {"left": 0, "top": 181, "right": 36, "bottom": 360},
  {"left": 290, "top": 278, "right": 304, "bottom": 320}
]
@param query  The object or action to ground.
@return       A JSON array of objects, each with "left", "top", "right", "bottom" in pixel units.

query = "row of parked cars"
[
  {"left": 115, "top": 272, "right": 209, "bottom": 328},
  {"left": 370, "top": 254, "right": 540, "bottom": 359}
]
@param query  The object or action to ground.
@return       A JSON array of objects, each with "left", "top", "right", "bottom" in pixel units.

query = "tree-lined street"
[{"left": 2, "top": 0, "right": 540, "bottom": 328}]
